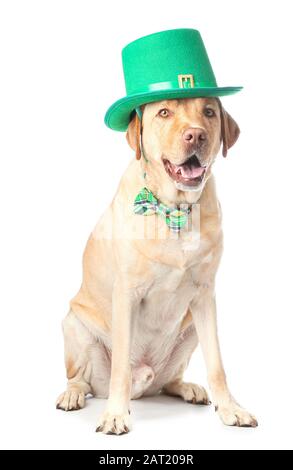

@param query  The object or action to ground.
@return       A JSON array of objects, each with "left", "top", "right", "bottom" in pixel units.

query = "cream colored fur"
[{"left": 56, "top": 98, "right": 257, "bottom": 434}]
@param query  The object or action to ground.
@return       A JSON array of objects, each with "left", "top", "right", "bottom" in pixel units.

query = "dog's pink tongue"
[{"left": 175, "top": 164, "right": 205, "bottom": 178}]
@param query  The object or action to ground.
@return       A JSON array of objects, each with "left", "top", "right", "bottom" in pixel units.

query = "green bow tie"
[{"left": 134, "top": 187, "right": 190, "bottom": 232}]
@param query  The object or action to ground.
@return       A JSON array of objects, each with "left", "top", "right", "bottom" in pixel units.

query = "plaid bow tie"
[{"left": 133, "top": 187, "right": 190, "bottom": 232}]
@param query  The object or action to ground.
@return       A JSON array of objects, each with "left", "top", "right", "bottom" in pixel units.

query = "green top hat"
[{"left": 104, "top": 28, "right": 242, "bottom": 131}]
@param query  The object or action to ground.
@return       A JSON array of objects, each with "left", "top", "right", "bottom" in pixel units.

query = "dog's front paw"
[
  {"left": 96, "top": 410, "right": 132, "bottom": 435},
  {"left": 216, "top": 402, "right": 258, "bottom": 428}
]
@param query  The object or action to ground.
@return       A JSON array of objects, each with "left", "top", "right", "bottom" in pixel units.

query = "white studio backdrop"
[{"left": 0, "top": 0, "right": 292, "bottom": 450}]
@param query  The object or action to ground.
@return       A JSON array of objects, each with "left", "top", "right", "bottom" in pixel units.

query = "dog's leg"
[
  {"left": 56, "top": 310, "right": 93, "bottom": 411},
  {"left": 96, "top": 281, "right": 137, "bottom": 435},
  {"left": 190, "top": 294, "right": 258, "bottom": 427}
]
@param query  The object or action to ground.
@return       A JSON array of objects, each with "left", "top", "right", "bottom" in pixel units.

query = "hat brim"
[{"left": 104, "top": 86, "right": 242, "bottom": 131}]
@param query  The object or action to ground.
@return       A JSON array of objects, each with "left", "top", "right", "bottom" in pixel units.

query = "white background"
[{"left": 0, "top": 0, "right": 292, "bottom": 450}]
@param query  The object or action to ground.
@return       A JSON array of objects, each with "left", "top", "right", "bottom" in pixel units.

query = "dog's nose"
[{"left": 183, "top": 127, "right": 207, "bottom": 145}]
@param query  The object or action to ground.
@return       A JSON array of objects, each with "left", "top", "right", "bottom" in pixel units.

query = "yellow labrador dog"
[{"left": 56, "top": 97, "right": 258, "bottom": 434}]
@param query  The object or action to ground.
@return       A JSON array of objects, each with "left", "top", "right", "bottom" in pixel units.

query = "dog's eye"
[
  {"left": 204, "top": 107, "right": 215, "bottom": 118},
  {"left": 158, "top": 108, "right": 170, "bottom": 118}
]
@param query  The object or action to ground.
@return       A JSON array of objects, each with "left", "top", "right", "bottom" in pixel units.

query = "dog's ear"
[
  {"left": 126, "top": 113, "right": 141, "bottom": 160},
  {"left": 219, "top": 103, "right": 240, "bottom": 157}
]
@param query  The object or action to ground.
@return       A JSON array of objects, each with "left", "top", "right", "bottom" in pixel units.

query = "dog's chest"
[
  {"left": 136, "top": 257, "right": 203, "bottom": 334},
  {"left": 133, "top": 235, "right": 216, "bottom": 341},
  {"left": 131, "top": 259, "right": 206, "bottom": 369}
]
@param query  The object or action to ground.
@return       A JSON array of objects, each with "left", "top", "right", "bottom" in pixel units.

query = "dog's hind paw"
[
  {"left": 56, "top": 389, "right": 85, "bottom": 411},
  {"left": 163, "top": 381, "right": 211, "bottom": 405}
]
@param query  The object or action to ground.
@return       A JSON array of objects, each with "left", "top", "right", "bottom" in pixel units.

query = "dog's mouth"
[{"left": 162, "top": 154, "right": 206, "bottom": 187}]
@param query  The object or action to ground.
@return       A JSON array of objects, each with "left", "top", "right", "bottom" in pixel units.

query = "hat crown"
[{"left": 122, "top": 29, "right": 217, "bottom": 96}]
